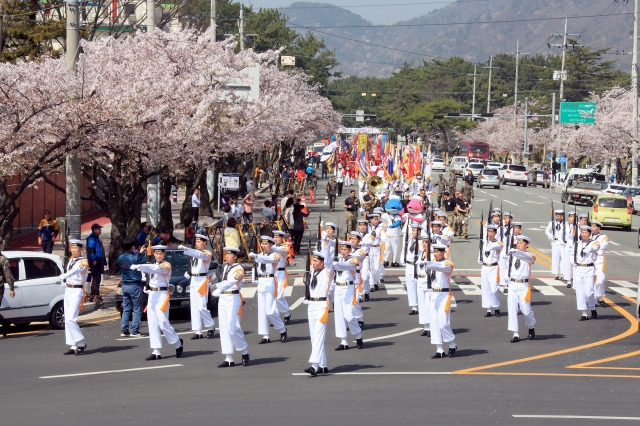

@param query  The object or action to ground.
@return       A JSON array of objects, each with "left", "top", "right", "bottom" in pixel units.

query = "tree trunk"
[{"left": 159, "top": 168, "right": 175, "bottom": 235}]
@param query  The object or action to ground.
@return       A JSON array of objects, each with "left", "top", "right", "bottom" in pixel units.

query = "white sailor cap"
[
  {"left": 325, "top": 222, "right": 337, "bottom": 229},
  {"left": 69, "top": 239, "right": 84, "bottom": 247},
  {"left": 436, "top": 211, "right": 447, "bottom": 218},
  {"left": 515, "top": 235, "right": 531, "bottom": 244},
  {"left": 195, "top": 233, "right": 208, "bottom": 241},
  {"left": 486, "top": 224, "right": 499, "bottom": 231},
  {"left": 339, "top": 241, "right": 352, "bottom": 248},
  {"left": 373, "top": 207, "right": 385, "bottom": 215},
  {"left": 151, "top": 244, "right": 168, "bottom": 251},
  {"left": 432, "top": 243, "right": 447, "bottom": 251},
  {"left": 223, "top": 247, "right": 240, "bottom": 254},
  {"left": 410, "top": 222, "right": 421, "bottom": 229},
  {"left": 260, "top": 236, "right": 275, "bottom": 243},
  {"left": 554, "top": 209, "right": 565, "bottom": 214},
  {"left": 503, "top": 211, "right": 513, "bottom": 218},
  {"left": 512, "top": 221, "right": 523, "bottom": 227},
  {"left": 368, "top": 214, "right": 380, "bottom": 219},
  {"left": 580, "top": 225, "right": 593, "bottom": 233},
  {"left": 568, "top": 211, "right": 576, "bottom": 216},
  {"left": 491, "top": 210, "right": 502, "bottom": 216},
  {"left": 578, "top": 213, "right": 588, "bottom": 219},
  {"left": 591, "top": 221, "right": 602, "bottom": 227},
  {"left": 273, "top": 230, "right": 288, "bottom": 237},
  {"left": 349, "top": 231, "right": 363, "bottom": 239},
  {"left": 432, "top": 220, "right": 442, "bottom": 226},
  {"left": 312, "top": 250, "right": 325, "bottom": 260},
  {"left": 357, "top": 219, "right": 369, "bottom": 224}
]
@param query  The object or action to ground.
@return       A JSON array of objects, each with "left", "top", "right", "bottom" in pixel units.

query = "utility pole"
[
  {"left": 523, "top": 97, "right": 529, "bottom": 159},
  {"left": 632, "top": 0, "right": 638, "bottom": 186},
  {"left": 549, "top": 15, "right": 581, "bottom": 103},
  {"left": 484, "top": 55, "right": 498, "bottom": 114},
  {"left": 65, "top": 0, "right": 81, "bottom": 240},
  {"left": 468, "top": 64, "right": 479, "bottom": 120},
  {"left": 514, "top": 40, "right": 520, "bottom": 127},
  {"left": 210, "top": 0, "right": 216, "bottom": 42},
  {"left": 145, "top": 0, "right": 160, "bottom": 228},
  {"left": 239, "top": 2, "right": 245, "bottom": 51},
  {"left": 0, "top": 2, "right": 4, "bottom": 55}
]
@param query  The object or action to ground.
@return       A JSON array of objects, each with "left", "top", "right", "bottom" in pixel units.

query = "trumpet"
[{"left": 368, "top": 175, "right": 384, "bottom": 192}]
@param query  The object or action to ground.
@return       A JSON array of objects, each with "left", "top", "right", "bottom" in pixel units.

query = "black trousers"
[
  {"left": 192, "top": 207, "right": 199, "bottom": 224},
  {"left": 291, "top": 229, "right": 304, "bottom": 253},
  {"left": 90, "top": 260, "right": 104, "bottom": 296}
]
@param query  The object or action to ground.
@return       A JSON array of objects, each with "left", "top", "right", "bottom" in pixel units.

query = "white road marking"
[
  {"left": 537, "top": 277, "right": 568, "bottom": 288},
  {"left": 513, "top": 415, "right": 640, "bottom": 421},
  {"left": 289, "top": 297, "right": 305, "bottom": 311},
  {"left": 503, "top": 200, "right": 517, "bottom": 206},
  {"left": 455, "top": 284, "right": 482, "bottom": 296},
  {"left": 240, "top": 287, "right": 258, "bottom": 298},
  {"left": 609, "top": 280, "right": 638, "bottom": 288},
  {"left": 609, "top": 287, "right": 638, "bottom": 297},
  {"left": 524, "top": 201, "right": 546, "bottom": 205},
  {"left": 40, "top": 364, "right": 183, "bottom": 379},
  {"left": 620, "top": 250, "right": 640, "bottom": 257},
  {"left": 292, "top": 371, "right": 452, "bottom": 376},
  {"left": 383, "top": 281, "right": 407, "bottom": 295},
  {"left": 608, "top": 240, "right": 620, "bottom": 246},
  {"left": 533, "top": 285, "right": 564, "bottom": 296},
  {"left": 355, "top": 327, "right": 423, "bottom": 343},
  {"left": 117, "top": 331, "right": 195, "bottom": 341}
]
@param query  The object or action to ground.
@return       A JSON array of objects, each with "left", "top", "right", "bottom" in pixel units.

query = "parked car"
[
  {"left": 449, "top": 156, "right": 469, "bottom": 175},
  {"left": 477, "top": 168, "right": 501, "bottom": 189},
  {"left": 1, "top": 251, "right": 66, "bottom": 329},
  {"left": 622, "top": 187, "right": 640, "bottom": 214},
  {"left": 534, "top": 170, "right": 550, "bottom": 188},
  {"left": 484, "top": 162, "right": 502, "bottom": 170},
  {"left": 589, "top": 194, "right": 632, "bottom": 231},
  {"left": 115, "top": 247, "right": 219, "bottom": 316},
  {"left": 464, "top": 163, "right": 485, "bottom": 181},
  {"left": 601, "top": 183, "right": 628, "bottom": 195},
  {"left": 499, "top": 164, "right": 528, "bottom": 186},
  {"left": 431, "top": 156, "right": 446, "bottom": 172}
]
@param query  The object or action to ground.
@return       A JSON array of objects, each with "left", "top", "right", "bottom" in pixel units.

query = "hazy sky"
[{"left": 243, "top": 1, "right": 456, "bottom": 25}]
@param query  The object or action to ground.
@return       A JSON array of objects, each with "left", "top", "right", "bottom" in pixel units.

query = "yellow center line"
[
  {"left": 5, "top": 313, "right": 120, "bottom": 337},
  {"left": 527, "top": 246, "right": 551, "bottom": 269},
  {"left": 452, "top": 296, "right": 638, "bottom": 375}
]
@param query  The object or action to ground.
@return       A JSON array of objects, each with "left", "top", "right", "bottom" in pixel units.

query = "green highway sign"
[{"left": 559, "top": 102, "right": 596, "bottom": 124}]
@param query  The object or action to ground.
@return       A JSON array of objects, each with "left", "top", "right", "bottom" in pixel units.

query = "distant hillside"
[{"left": 280, "top": 0, "right": 635, "bottom": 77}]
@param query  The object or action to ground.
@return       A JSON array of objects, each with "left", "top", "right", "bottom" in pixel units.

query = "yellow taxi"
[{"left": 589, "top": 194, "right": 632, "bottom": 231}]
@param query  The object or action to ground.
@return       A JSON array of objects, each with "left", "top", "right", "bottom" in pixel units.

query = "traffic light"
[
  {"left": 521, "top": 141, "right": 525, "bottom": 151},
  {"left": 528, "top": 144, "right": 533, "bottom": 153},
  {"left": 447, "top": 112, "right": 460, "bottom": 117}
]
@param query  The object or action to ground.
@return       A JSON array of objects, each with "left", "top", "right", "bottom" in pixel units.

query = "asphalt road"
[{"left": 2, "top": 172, "right": 639, "bottom": 425}]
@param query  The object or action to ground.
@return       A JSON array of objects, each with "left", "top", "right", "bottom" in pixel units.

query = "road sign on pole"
[{"left": 559, "top": 102, "right": 596, "bottom": 124}]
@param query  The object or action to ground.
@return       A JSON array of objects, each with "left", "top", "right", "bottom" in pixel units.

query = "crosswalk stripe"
[
  {"left": 619, "top": 251, "right": 640, "bottom": 257},
  {"left": 609, "top": 279, "right": 638, "bottom": 288},
  {"left": 609, "top": 287, "right": 638, "bottom": 297},
  {"left": 240, "top": 287, "right": 258, "bottom": 298},
  {"left": 455, "top": 284, "right": 482, "bottom": 296},
  {"left": 537, "top": 277, "right": 567, "bottom": 287},
  {"left": 383, "top": 281, "right": 407, "bottom": 295},
  {"left": 532, "top": 285, "right": 564, "bottom": 296}
]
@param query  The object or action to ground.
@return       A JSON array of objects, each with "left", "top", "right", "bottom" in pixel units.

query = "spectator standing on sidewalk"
[
  {"left": 327, "top": 177, "right": 338, "bottom": 211},
  {"left": 118, "top": 240, "right": 147, "bottom": 337},
  {"left": 291, "top": 198, "right": 309, "bottom": 254},
  {"left": 137, "top": 222, "right": 150, "bottom": 247},
  {"left": 37, "top": 209, "right": 59, "bottom": 254},
  {"left": 192, "top": 188, "right": 201, "bottom": 225},
  {"left": 242, "top": 192, "right": 256, "bottom": 224},
  {"left": 335, "top": 164, "right": 345, "bottom": 197},
  {"left": 223, "top": 217, "right": 241, "bottom": 250},
  {"left": 86, "top": 223, "right": 106, "bottom": 302}
]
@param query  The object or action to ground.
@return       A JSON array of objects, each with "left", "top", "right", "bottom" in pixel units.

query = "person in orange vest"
[{"left": 295, "top": 168, "right": 306, "bottom": 193}]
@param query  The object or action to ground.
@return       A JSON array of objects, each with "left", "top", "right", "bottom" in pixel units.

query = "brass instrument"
[{"left": 368, "top": 175, "right": 384, "bottom": 192}]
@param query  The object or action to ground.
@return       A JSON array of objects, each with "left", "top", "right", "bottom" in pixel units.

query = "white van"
[{"left": 449, "top": 156, "right": 469, "bottom": 175}]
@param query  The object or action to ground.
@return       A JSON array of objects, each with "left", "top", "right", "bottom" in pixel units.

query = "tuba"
[{"left": 368, "top": 175, "right": 384, "bottom": 192}]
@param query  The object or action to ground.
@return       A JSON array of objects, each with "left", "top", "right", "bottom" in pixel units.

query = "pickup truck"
[{"left": 561, "top": 180, "right": 603, "bottom": 205}]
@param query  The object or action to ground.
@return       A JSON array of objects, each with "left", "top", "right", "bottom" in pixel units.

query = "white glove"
[
  {"left": 302, "top": 299, "right": 309, "bottom": 305},
  {"left": 248, "top": 252, "right": 256, "bottom": 259},
  {"left": 478, "top": 260, "right": 483, "bottom": 265},
  {"left": 130, "top": 264, "right": 140, "bottom": 270},
  {"left": 178, "top": 245, "right": 187, "bottom": 250},
  {"left": 58, "top": 274, "right": 65, "bottom": 281},
  {"left": 184, "top": 271, "right": 190, "bottom": 279},
  {"left": 359, "top": 208, "right": 365, "bottom": 213},
  {"left": 508, "top": 248, "right": 516, "bottom": 254},
  {"left": 321, "top": 231, "right": 327, "bottom": 241},
  {"left": 212, "top": 289, "right": 221, "bottom": 297}
]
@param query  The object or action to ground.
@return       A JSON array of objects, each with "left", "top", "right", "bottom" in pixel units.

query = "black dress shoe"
[
  {"left": 63, "top": 349, "right": 76, "bottom": 355},
  {"left": 335, "top": 344, "right": 349, "bottom": 351},
  {"left": 320, "top": 367, "right": 329, "bottom": 374},
  {"left": 554, "top": 276, "right": 561, "bottom": 280},
  {"left": 579, "top": 315, "right": 589, "bottom": 321},
  {"left": 420, "top": 329, "right": 431, "bottom": 337},
  {"left": 356, "top": 338, "right": 364, "bottom": 349},
  {"left": 242, "top": 353, "right": 250, "bottom": 366},
  {"left": 280, "top": 330, "right": 288, "bottom": 342},
  {"left": 448, "top": 347, "right": 457, "bottom": 357},
  {"left": 431, "top": 351, "right": 447, "bottom": 359},
  {"left": 373, "top": 284, "right": 380, "bottom": 291},
  {"left": 392, "top": 262, "right": 400, "bottom": 267},
  {"left": 598, "top": 300, "right": 606, "bottom": 307},
  {"left": 364, "top": 293, "right": 370, "bottom": 301},
  {"left": 217, "top": 361, "right": 235, "bottom": 368},
  {"left": 370, "top": 286, "right": 377, "bottom": 293},
  {"left": 494, "top": 310, "right": 501, "bottom": 317},
  {"left": 176, "top": 339, "right": 184, "bottom": 358},
  {"left": 484, "top": 311, "right": 492, "bottom": 317},
  {"left": 304, "top": 366, "right": 318, "bottom": 376},
  {"left": 528, "top": 328, "right": 535, "bottom": 340},
  {"left": 409, "top": 309, "right": 418, "bottom": 316},
  {"left": 567, "top": 283, "right": 573, "bottom": 289},
  {"left": 284, "top": 314, "right": 291, "bottom": 324},
  {"left": 510, "top": 336, "right": 520, "bottom": 343},
  {"left": 383, "top": 261, "right": 389, "bottom": 267},
  {"left": 76, "top": 344, "right": 87, "bottom": 354},
  {"left": 591, "top": 310, "right": 598, "bottom": 319},
  {"left": 503, "top": 288, "right": 508, "bottom": 294},
  {"left": 191, "top": 334, "right": 204, "bottom": 340},
  {"left": 145, "top": 354, "right": 162, "bottom": 361},
  {"left": 357, "top": 320, "right": 364, "bottom": 329},
  {"left": 206, "top": 329, "right": 215, "bottom": 339},
  {"left": 259, "top": 337, "right": 271, "bottom": 344}
]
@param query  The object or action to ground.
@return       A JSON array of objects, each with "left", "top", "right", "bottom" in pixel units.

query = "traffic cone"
[
  {"left": 309, "top": 188, "right": 316, "bottom": 204},
  {"left": 286, "top": 234, "right": 295, "bottom": 260},
  {"left": 300, "top": 194, "right": 306, "bottom": 205}
]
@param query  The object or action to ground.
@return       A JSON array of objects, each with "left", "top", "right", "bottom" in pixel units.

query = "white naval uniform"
[
  {"left": 326, "top": 254, "right": 362, "bottom": 340},
  {"left": 367, "top": 223, "right": 387, "bottom": 285},
  {"left": 272, "top": 244, "right": 291, "bottom": 316},
  {"left": 404, "top": 236, "right": 421, "bottom": 310},
  {"left": 572, "top": 238, "right": 600, "bottom": 312},
  {"left": 305, "top": 267, "right": 332, "bottom": 370},
  {"left": 498, "top": 225, "right": 513, "bottom": 287},
  {"left": 138, "top": 261, "right": 182, "bottom": 352},
  {"left": 382, "top": 212, "right": 403, "bottom": 265},
  {"left": 415, "top": 249, "right": 431, "bottom": 331},
  {"left": 592, "top": 233, "right": 609, "bottom": 299},
  {"left": 60, "top": 256, "right": 89, "bottom": 348},
  {"left": 254, "top": 252, "right": 286, "bottom": 337},
  {"left": 480, "top": 238, "right": 503, "bottom": 310},
  {"left": 350, "top": 246, "right": 368, "bottom": 320},
  {"left": 183, "top": 247, "right": 215, "bottom": 334},
  {"left": 562, "top": 222, "right": 576, "bottom": 283},
  {"left": 506, "top": 249, "right": 536, "bottom": 335},
  {"left": 214, "top": 263, "right": 248, "bottom": 358},
  {"left": 545, "top": 220, "right": 566, "bottom": 276},
  {"left": 417, "top": 257, "right": 455, "bottom": 347},
  {"left": 358, "top": 235, "right": 372, "bottom": 294},
  {"left": 400, "top": 213, "right": 423, "bottom": 262}
]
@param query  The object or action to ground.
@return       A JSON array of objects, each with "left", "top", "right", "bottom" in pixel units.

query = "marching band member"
[
  {"left": 562, "top": 212, "right": 576, "bottom": 288},
  {"left": 572, "top": 226, "right": 600, "bottom": 321},
  {"left": 357, "top": 219, "right": 373, "bottom": 300},
  {"left": 349, "top": 231, "right": 368, "bottom": 328},
  {"left": 591, "top": 221, "right": 609, "bottom": 307},
  {"left": 304, "top": 250, "right": 333, "bottom": 376},
  {"left": 364, "top": 214, "right": 386, "bottom": 292},
  {"left": 479, "top": 225, "right": 503, "bottom": 318},
  {"left": 545, "top": 210, "right": 566, "bottom": 281},
  {"left": 404, "top": 223, "right": 422, "bottom": 316},
  {"left": 59, "top": 239, "right": 89, "bottom": 355},
  {"left": 506, "top": 236, "right": 536, "bottom": 343},
  {"left": 272, "top": 230, "right": 291, "bottom": 323}
]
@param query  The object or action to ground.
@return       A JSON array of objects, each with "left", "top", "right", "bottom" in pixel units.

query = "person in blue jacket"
[{"left": 86, "top": 223, "right": 106, "bottom": 302}]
